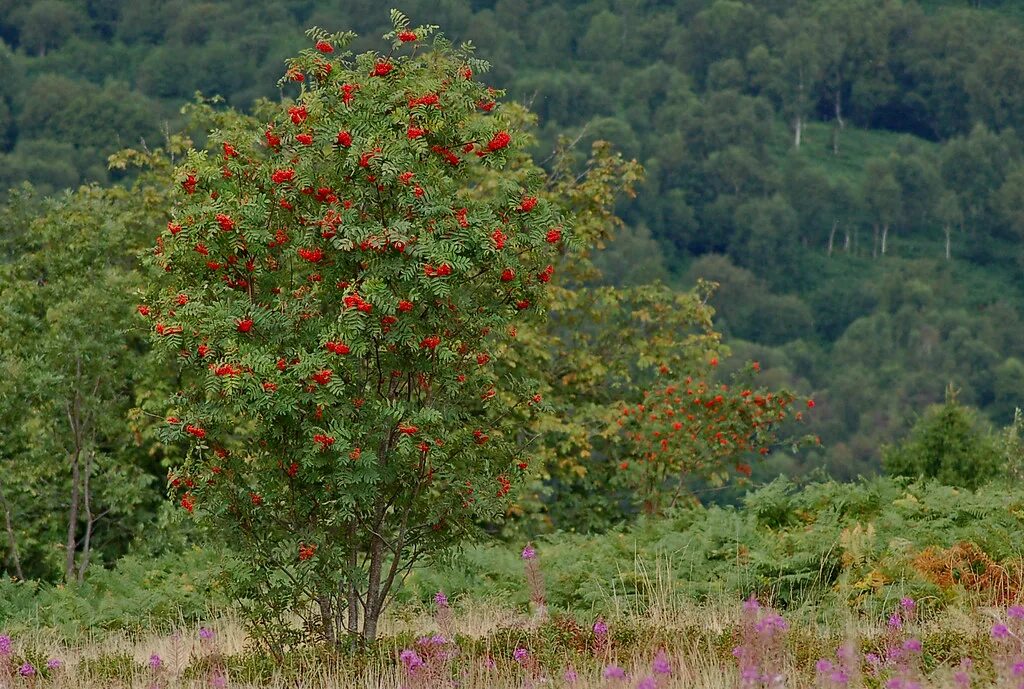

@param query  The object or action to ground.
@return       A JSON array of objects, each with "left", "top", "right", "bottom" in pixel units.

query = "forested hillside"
[{"left": 2, "top": 0, "right": 1024, "bottom": 479}]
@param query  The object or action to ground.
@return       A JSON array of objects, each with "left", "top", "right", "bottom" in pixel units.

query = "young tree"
[
  {"left": 141, "top": 16, "right": 567, "bottom": 646},
  {"left": 0, "top": 185, "right": 159, "bottom": 583},
  {"left": 936, "top": 191, "right": 963, "bottom": 261},
  {"left": 861, "top": 158, "right": 901, "bottom": 257},
  {"left": 883, "top": 386, "right": 1001, "bottom": 490}
]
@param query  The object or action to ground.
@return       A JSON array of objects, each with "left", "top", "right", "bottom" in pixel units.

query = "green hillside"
[{"left": 3, "top": 0, "right": 1024, "bottom": 480}]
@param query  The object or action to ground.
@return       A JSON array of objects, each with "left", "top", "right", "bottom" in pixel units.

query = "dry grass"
[{"left": 2, "top": 598, "right": 1009, "bottom": 689}]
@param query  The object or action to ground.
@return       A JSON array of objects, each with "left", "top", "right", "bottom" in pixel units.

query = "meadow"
[{"left": 3, "top": 477, "right": 1023, "bottom": 687}]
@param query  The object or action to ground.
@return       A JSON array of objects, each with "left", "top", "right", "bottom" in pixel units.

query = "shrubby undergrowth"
[{"left": 2, "top": 476, "right": 1018, "bottom": 640}]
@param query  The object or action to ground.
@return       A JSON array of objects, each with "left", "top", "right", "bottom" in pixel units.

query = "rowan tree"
[{"left": 140, "top": 14, "right": 569, "bottom": 646}]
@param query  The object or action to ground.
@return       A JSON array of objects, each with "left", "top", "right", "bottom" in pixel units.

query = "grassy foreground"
[
  {"left": 3, "top": 476, "right": 1023, "bottom": 687},
  {"left": 1, "top": 597, "right": 1020, "bottom": 688}
]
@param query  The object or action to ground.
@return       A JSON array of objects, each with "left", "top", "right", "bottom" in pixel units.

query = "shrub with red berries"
[
  {"left": 141, "top": 14, "right": 567, "bottom": 647},
  {"left": 617, "top": 363, "right": 815, "bottom": 513}
]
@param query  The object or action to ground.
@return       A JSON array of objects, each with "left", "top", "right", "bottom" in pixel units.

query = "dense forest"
[{"left": 3, "top": 0, "right": 1024, "bottom": 484}]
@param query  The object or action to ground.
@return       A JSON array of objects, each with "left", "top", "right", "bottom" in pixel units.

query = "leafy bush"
[
  {"left": 406, "top": 476, "right": 1024, "bottom": 613},
  {"left": 883, "top": 388, "right": 1002, "bottom": 488},
  {"left": 0, "top": 548, "right": 227, "bottom": 638}
]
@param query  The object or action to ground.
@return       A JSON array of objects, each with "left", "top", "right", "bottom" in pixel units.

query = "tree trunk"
[
  {"left": 77, "top": 450, "right": 95, "bottom": 583},
  {"left": 361, "top": 531, "right": 385, "bottom": 641},
  {"left": 318, "top": 596, "right": 336, "bottom": 644},
  {"left": 346, "top": 521, "right": 360, "bottom": 635},
  {"left": 794, "top": 68, "right": 805, "bottom": 150},
  {"left": 0, "top": 477, "right": 24, "bottom": 580},
  {"left": 65, "top": 447, "right": 81, "bottom": 584},
  {"left": 828, "top": 220, "right": 838, "bottom": 256},
  {"left": 944, "top": 225, "right": 952, "bottom": 261},
  {"left": 881, "top": 223, "right": 889, "bottom": 256},
  {"left": 832, "top": 85, "right": 844, "bottom": 155}
]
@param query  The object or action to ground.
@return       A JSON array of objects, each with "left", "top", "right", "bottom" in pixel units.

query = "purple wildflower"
[
  {"left": 593, "top": 618, "right": 608, "bottom": 636},
  {"left": 0, "top": 635, "right": 10, "bottom": 656},
  {"left": 18, "top": 663, "right": 35, "bottom": 677},
  {"left": 521, "top": 544, "right": 536, "bottom": 560},
  {"left": 993, "top": 623, "right": 1011, "bottom": 639},
  {"left": 888, "top": 613, "right": 903, "bottom": 630},
  {"left": 210, "top": 670, "right": 227, "bottom": 688},
  {"left": 603, "top": 664, "right": 626, "bottom": 680},
  {"left": 434, "top": 590, "right": 449, "bottom": 608},
  {"left": 399, "top": 649, "right": 423, "bottom": 672},
  {"left": 199, "top": 627, "right": 215, "bottom": 640},
  {"left": 564, "top": 666, "right": 578, "bottom": 683},
  {"left": 46, "top": 658, "right": 63, "bottom": 670},
  {"left": 636, "top": 676, "right": 657, "bottom": 689},
  {"left": 652, "top": 649, "right": 671, "bottom": 675},
  {"left": 513, "top": 647, "right": 529, "bottom": 664},
  {"left": 902, "top": 638, "right": 922, "bottom": 653},
  {"left": 900, "top": 597, "right": 915, "bottom": 611},
  {"left": 149, "top": 653, "right": 163, "bottom": 670},
  {"left": 816, "top": 659, "right": 834, "bottom": 673},
  {"left": 1008, "top": 605, "right": 1024, "bottom": 620}
]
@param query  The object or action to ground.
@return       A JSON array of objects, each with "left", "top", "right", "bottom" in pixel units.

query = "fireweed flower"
[
  {"left": 513, "top": 647, "right": 529, "bottom": 664},
  {"left": 602, "top": 664, "right": 626, "bottom": 680},
  {"left": 149, "top": 653, "right": 163, "bottom": 670},
  {"left": 593, "top": 618, "right": 608, "bottom": 636},
  {"left": 434, "top": 591, "right": 449, "bottom": 608},
  {"left": 46, "top": 658, "right": 62, "bottom": 670},
  {"left": 953, "top": 658, "right": 972, "bottom": 689},
  {"left": 19, "top": 663, "right": 35, "bottom": 677},
  {"left": 199, "top": 627, "right": 215, "bottom": 640},
  {"left": 521, "top": 544, "right": 536, "bottom": 560},
  {"left": 399, "top": 649, "right": 423, "bottom": 672},
  {"left": 992, "top": 623, "right": 1011, "bottom": 639},
  {"left": 735, "top": 598, "right": 788, "bottom": 688},
  {"left": 652, "top": 649, "right": 671, "bottom": 675},
  {"left": 0, "top": 634, "right": 10, "bottom": 655}
]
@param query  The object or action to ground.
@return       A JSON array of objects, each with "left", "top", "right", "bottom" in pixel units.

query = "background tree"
[
  {"left": 0, "top": 184, "right": 164, "bottom": 582},
  {"left": 883, "top": 386, "right": 1002, "bottom": 489}
]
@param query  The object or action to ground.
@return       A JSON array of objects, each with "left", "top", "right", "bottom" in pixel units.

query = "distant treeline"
[{"left": 3, "top": 0, "right": 1024, "bottom": 476}]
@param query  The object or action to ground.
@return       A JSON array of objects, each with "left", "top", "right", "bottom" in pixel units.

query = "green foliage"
[
  {"left": 1, "top": 0, "right": 1024, "bottom": 482},
  {"left": 0, "top": 548, "right": 228, "bottom": 638},
  {"left": 407, "top": 476, "right": 1024, "bottom": 614},
  {"left": 883, "top": 388, "right": 1002, "bottom": 489},
  {"left": 0, "top": 182, "right": 171, "bottom": 583}
]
